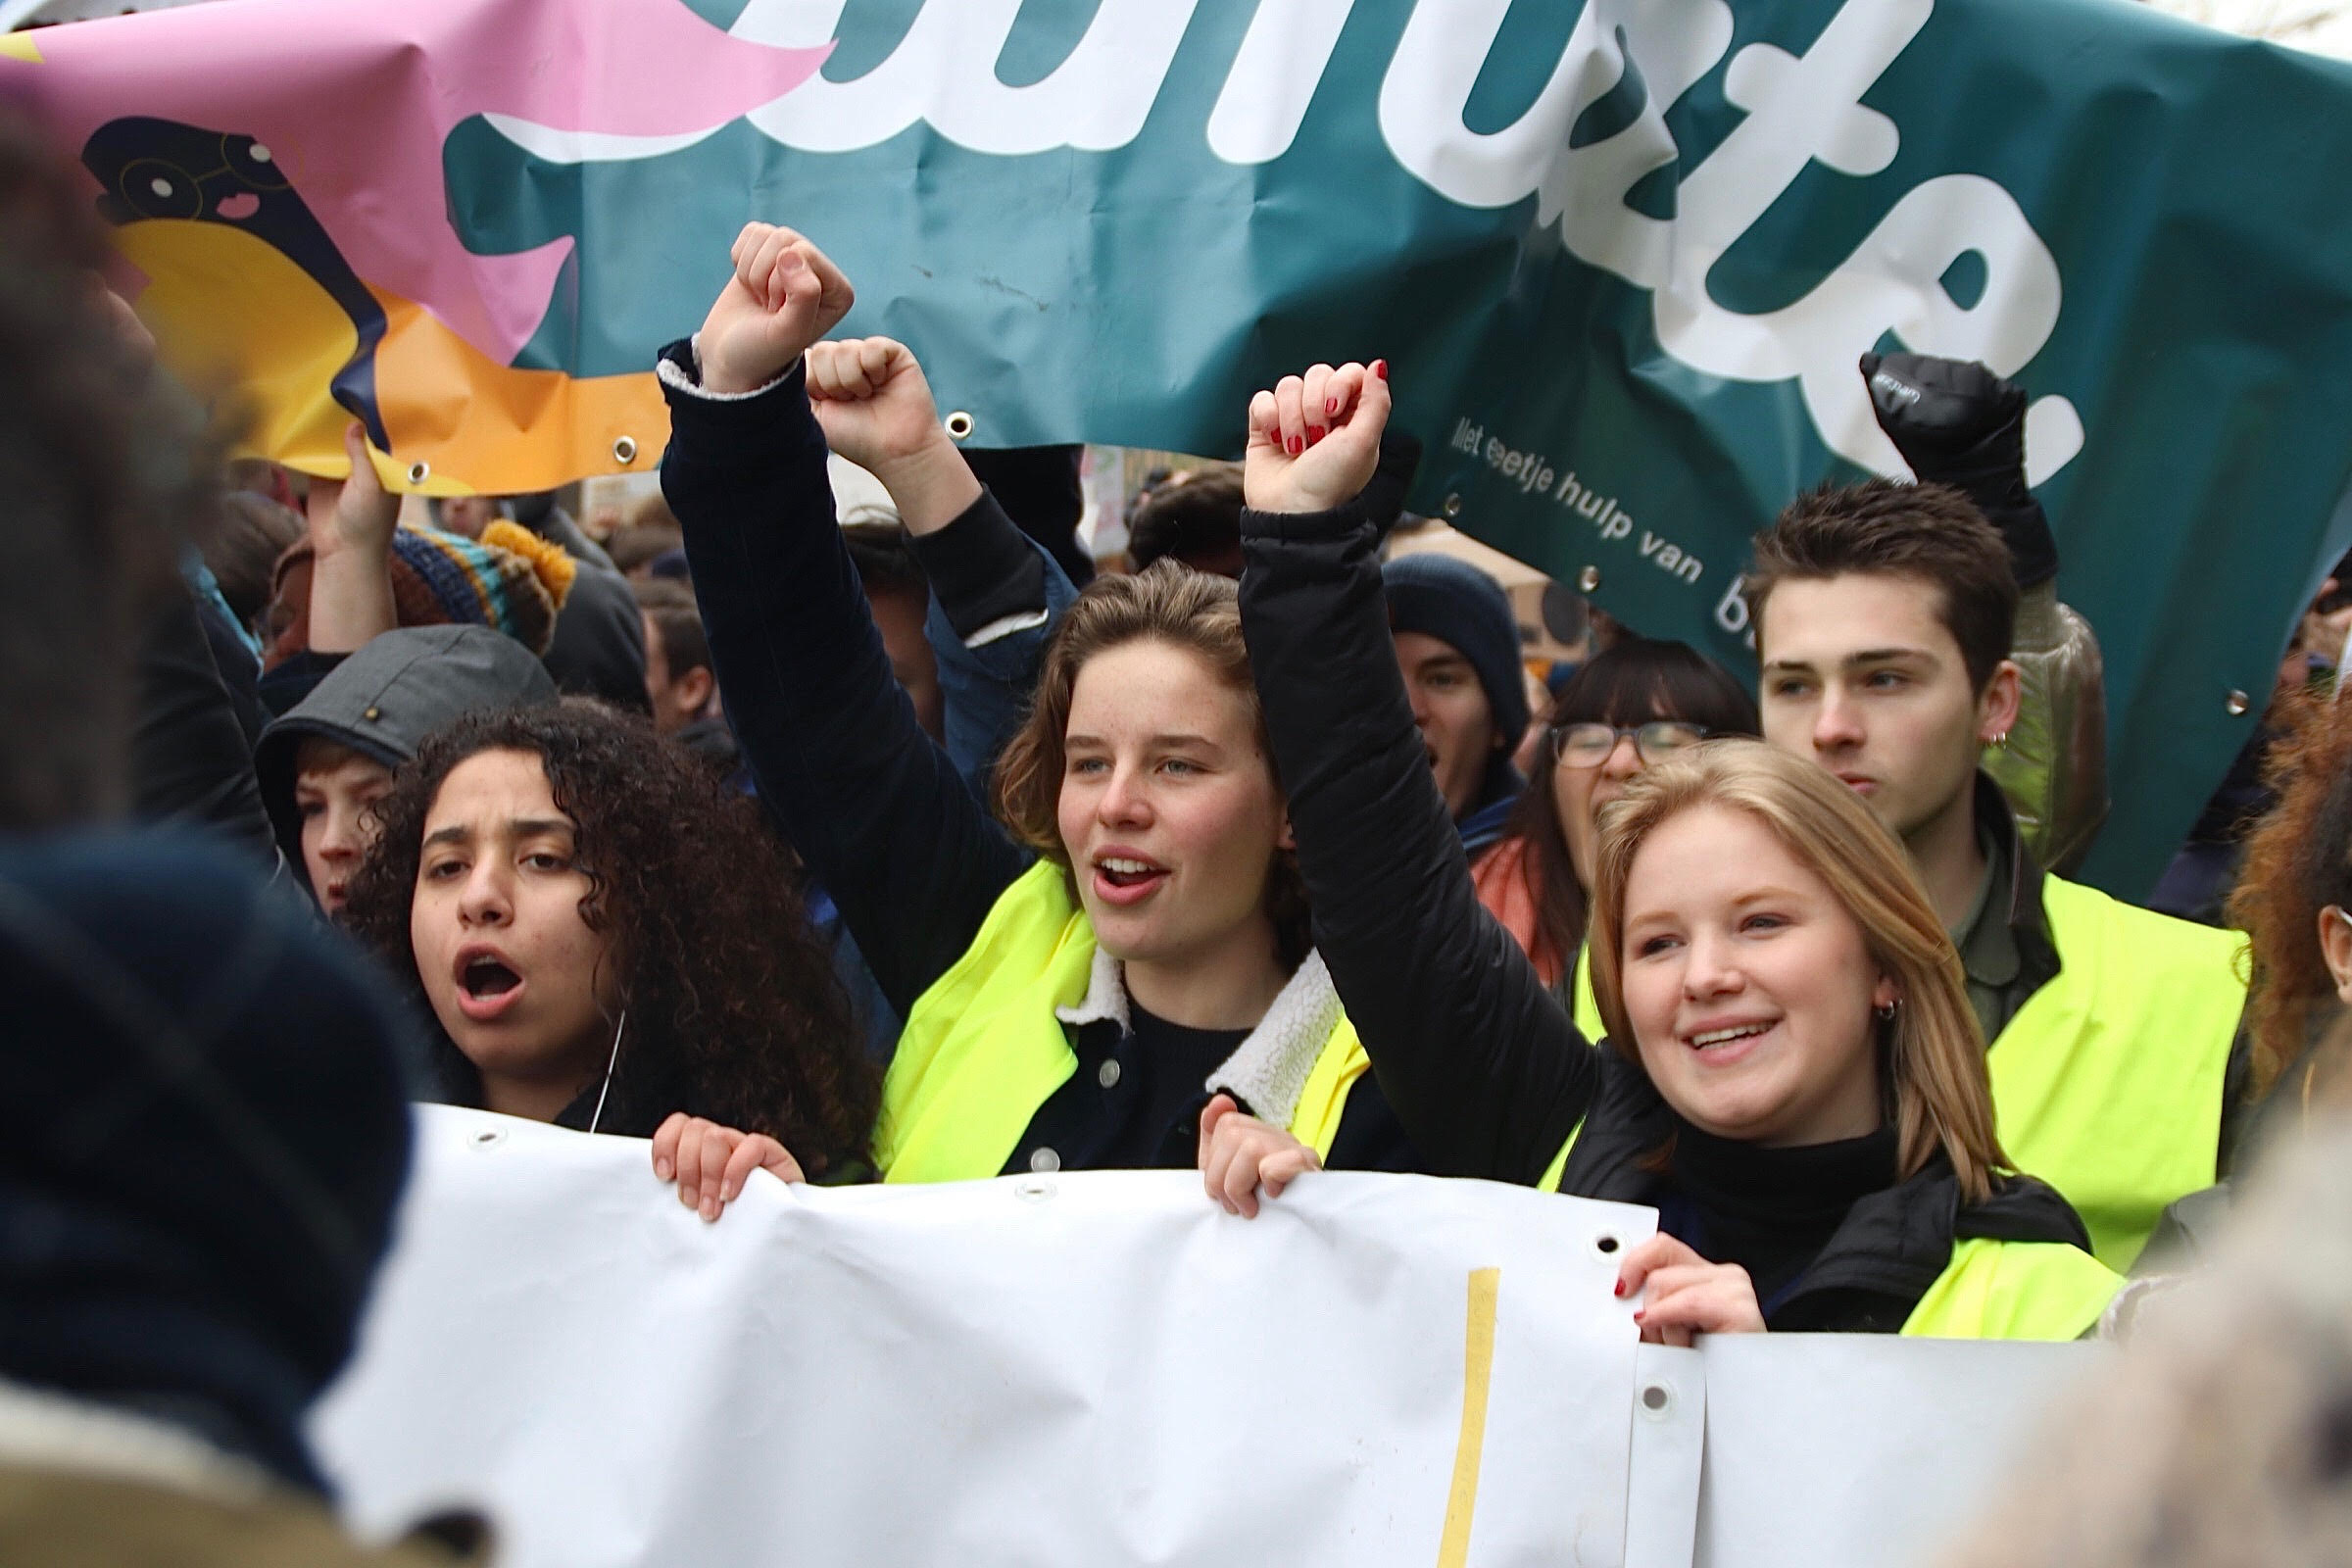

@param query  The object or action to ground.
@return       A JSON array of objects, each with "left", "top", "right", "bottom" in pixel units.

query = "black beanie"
[{"left": 1382, "top": 553, "right": 1530, "bottom": 742}]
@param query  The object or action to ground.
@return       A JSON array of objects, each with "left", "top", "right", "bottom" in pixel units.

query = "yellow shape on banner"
[
  {"left": 114, "top": 219, "right": 666, "bottom": 492},
  {"left": 0, "top": 35, "right": 42, "bottom": 62},
  {"left": 1438, "top": 1266, "right": 1500, "bottom": 1568}
]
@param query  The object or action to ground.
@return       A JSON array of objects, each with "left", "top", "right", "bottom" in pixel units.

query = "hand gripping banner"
[
  {"left": 317, "top": 1108, "right": 2100, "bottom": 1567},
  {"left": 12, "top": 0, "right": 2352, "bottom": 891}
]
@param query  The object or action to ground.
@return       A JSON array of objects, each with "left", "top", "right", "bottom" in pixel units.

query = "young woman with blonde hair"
[
  {"left": 1203, "top": 364, "right": 2120, "bottom": 1339},
  {"left": 649, "top": 224, "right": 1409, "bottom": 1202}
]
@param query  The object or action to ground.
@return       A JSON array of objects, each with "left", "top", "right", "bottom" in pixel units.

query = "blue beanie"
[{"left": 1381, "top": 553, "right": 1530, "bottom": 742}]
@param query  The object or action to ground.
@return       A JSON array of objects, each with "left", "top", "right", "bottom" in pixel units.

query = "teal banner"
[{"left": 38, "top": 0, "right": 2352, "bottom": 893}]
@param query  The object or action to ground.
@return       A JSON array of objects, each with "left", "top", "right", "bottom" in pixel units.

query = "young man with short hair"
[{"left": 1746, "top": 479, "right": 2247, "bottom": 1270}]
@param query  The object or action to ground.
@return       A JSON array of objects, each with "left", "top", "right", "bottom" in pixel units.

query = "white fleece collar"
[{"left": 1056, "top": 950, "right": 1344, "bottom": 1131}]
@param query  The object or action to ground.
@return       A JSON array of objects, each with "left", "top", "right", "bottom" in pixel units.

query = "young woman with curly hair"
[
  {"left": 653, "top": 223, "right": 1412, "bottom": 1192},
  {"left": 342, "top": 702, "right": 879, "bottom": 1213}
]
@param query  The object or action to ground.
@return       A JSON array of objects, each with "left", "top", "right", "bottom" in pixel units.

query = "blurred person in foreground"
[{"left": 0, "top": 113, "right": 483, "bottom": 1564}]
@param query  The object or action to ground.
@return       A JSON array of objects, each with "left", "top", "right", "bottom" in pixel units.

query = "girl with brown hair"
[
  {"left": 650, "top": 223, "right": 1407, "bottom": 1196},
  {"left": 1205, "top": 363, "right": 2120, "bottom": 1339}
]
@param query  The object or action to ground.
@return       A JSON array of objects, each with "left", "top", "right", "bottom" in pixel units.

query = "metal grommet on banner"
[
  {"left": 1639, "top": 1381, "right": 1676, "bottom": 1420},
  {"left": 1592, "top": 1232, "right": 1621, "bottom": 1256},
  {"left": 1442, "top": 493, "right": 1463, "bottom": 518},
  {"left": 2225, "top": 689, "right": 2252, "bottom": 716},
  {"left": 1014, "top": 1176, "right": 1056, "bottom": 1202},
  {"left": 943, "top": 411, "right": 975, "bottom": 441},
  {"left": 1578, "top": 565, "right": 1602, "bottom": 594},
  {"left": 467, "top": 1126, "right": 508, "bottom": 1152},
  {"left": 612, "top": 435, "right": 638, "bottom": 465},
  {"left": 406, "top": 460, "right": 430, "bottom": 486},
  {"left": 1028, "top": 1148, "right": 1061, "bottom": 1174}
]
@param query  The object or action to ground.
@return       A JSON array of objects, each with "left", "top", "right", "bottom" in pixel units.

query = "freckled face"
[{"left": 1054, "top": 640, "right": 1289, "bottom": 971}]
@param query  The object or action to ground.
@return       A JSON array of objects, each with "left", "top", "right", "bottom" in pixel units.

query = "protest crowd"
[{"left": 3, "top": 18, "right": 2352, "bottom": 1556}]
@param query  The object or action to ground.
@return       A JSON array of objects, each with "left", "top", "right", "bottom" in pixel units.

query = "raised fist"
[
  {"left": 1242, "top": 360, "right": 1392, "bottom": 515},
  {"left": 696, "top": 223, "right": 856, "bottom": 396}
]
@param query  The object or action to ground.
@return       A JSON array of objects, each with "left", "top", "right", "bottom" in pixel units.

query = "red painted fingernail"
[
  {"left": 1633, "top": 1310, "right": 1646, "bottom": 1324},
  {"left": 1613, "top": 1279, "right": 1626, "bottom": 1298},
  {"left": 1373, "top": 359, "right": 1389, "bottom": 380},
  {"left": 1287, "top": 435, "right": 1302, "bottom": 456},
  {"left": 1307, "top": 426, "right": 1326, "bottom": 445},
  {"left": 1326, "top": 398, "right": 1340, "bottom": 416}
]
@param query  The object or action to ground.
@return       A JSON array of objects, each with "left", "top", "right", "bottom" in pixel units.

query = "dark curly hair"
[{"left": 343, "top": 701, "right": 879, "bottom": 1175}]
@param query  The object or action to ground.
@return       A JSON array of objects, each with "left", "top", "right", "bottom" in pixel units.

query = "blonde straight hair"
[{"left": 1586, "top": 740, "right": 2010, "bottom": 1203}]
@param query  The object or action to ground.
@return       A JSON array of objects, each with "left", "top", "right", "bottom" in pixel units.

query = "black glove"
[{"left": 1859, "top": 352, "right": 2058, "bottom": 589}]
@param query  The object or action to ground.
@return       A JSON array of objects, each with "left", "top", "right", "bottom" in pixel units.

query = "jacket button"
[
  {"left": 1029, "top": 1148, "right": 1060, "bottom": 1174},
  {"left": 363, "top": 706, "right": 381, "bottom": 720},
  {"left": 1098, "top": 1059, "right": 1121, "bottom": 1089}
]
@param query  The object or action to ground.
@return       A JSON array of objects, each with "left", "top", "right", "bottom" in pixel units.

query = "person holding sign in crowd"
[
  {"left": 1201, "top": 359, "right": 2119, "bottom": 1340},
  {"left": 343, "top": 702, "right": 880, "bottom": 1210},
  {"left": 650, "top": 224, "right": 1412, "bottom": 1202}
]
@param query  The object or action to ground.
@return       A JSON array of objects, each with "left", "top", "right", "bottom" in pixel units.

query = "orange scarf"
[{"left": 1469, "top": 834, "right": 1564, "bottom": 987}]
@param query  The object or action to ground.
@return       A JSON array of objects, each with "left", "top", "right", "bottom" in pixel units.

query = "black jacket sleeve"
[
  {"left": 657, "top": 347, "right": 1030, "bottom": 1018},
  {"left": 130, "top": 586, "right": 278, "bottom": 869},
  {"left": 1238, "top": 496, "right": 1596, "bottom": 1184}
]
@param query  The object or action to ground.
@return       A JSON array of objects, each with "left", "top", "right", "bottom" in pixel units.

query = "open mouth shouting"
[
  {"left": 1090, "top": 850, "right": 1170, "bottom": 907},
  {"left": 452, "top": 943, "right": 526, "bottom": 1022}
]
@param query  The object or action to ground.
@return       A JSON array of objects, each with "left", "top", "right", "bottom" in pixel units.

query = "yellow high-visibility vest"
[
  {"left": 1900, "top": 1236, "right": 2121, "bottom": 1340},
  {"left": 876, "top": 862, "right": 1368, "bottom": 1182},
  {"left": 1986, "top": 874, "right": 2245, "bottom": 1269}
]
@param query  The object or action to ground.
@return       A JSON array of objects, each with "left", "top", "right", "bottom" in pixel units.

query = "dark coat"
[{"left": 1236, "top": 490, "right": 2089, "bottom": 1331}]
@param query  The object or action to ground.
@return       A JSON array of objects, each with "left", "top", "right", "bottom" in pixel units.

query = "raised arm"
[
  {"left": 1236, "top": 363, "right": 1595, "bottom": 1184},
  {"left": 804, "top": 336, "right": 1076, "bottom": 791},
  {"left": 658, "top": 226, "right": 1029, "bottom": 1017}
]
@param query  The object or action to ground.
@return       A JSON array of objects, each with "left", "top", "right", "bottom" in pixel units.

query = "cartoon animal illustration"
[{"left": 82, "top": 115, "right": 393, "bottom": 453}]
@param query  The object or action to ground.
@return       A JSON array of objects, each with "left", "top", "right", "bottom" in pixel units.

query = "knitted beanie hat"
[
  {"left": 1381, "top": 552, "right": 1531, "bottom": 742},
  {"left": 388, "top": 520, "right": 574, "bottom": 655},
  {"left": 269, "top": 519, "right": 575, "bottom": 664}
]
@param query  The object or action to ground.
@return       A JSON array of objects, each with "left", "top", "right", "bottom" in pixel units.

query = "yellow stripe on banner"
[{"left": 1438, "top": 1266, "right": 1501, "bottom": 1568}]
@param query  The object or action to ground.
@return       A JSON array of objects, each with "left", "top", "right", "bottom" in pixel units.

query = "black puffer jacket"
[{"left": 1237, "top": 490, "right": 2092, "bottom": 1331}]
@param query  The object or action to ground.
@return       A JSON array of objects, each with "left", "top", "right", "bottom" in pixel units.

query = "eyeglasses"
[{"left": 1550, "top": 720, "right": 1712, "bottom": 768}]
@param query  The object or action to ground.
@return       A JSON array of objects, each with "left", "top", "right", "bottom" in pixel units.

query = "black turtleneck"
[{"left": 1658, "top": 1122, "right": 1900, "bottom": 1315}]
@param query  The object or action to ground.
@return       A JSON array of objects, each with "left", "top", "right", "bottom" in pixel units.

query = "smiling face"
[
  {"left": 1395, "top": 630, "right": 1497, "bottom": 820},
  {"left": 408, "top": 749, "right": 620, "bottom": 1121},
  {"left": 294, "top": 737, "right": 396, "bottom": 916},
  {"left": 1618, "top": 804, "right": 1895, "bottom": 1147},
  {"left": 1054, "top": 639, "right": 1290, "bottom": 983},
  {"left": 1756, "top": 572, "right": 2013, "bottom": 849}
]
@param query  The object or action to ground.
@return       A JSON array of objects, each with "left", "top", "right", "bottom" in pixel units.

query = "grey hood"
[{"left": 255, "top": 625, "right": 559, "bottom": 893}]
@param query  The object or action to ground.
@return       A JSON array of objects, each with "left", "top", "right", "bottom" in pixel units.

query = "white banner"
[
  {"left": 317, "top": 1107, "right": 1661, "bottom": 1567},
  {"left": 314, "top": 1107, "right": 2101, "bottom": 1568}
]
